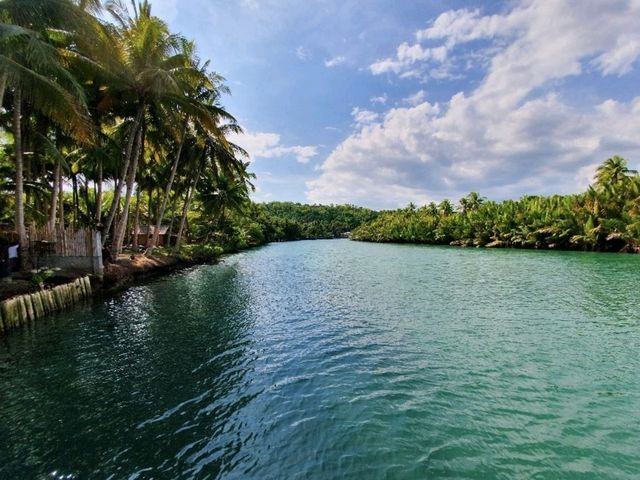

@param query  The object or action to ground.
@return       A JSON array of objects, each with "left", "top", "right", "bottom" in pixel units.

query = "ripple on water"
[{"left": 0, "top": 240, "right": 640, "bottom": 479}]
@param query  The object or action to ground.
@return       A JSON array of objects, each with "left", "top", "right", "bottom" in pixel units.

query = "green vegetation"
[
  {"left": 30, "top": 266, "right": 59, "bottom": 287},
  {"left": 0, "top": 0, "right": 255, "bottom": 266},
  {"left": 195, "top": 202, "right": 378, "bottom": 252},
  {"left": 261, "top": 202, "right": 378, "bottom": 239},
  {"left": 1, "top": 1, "right": 638, "bottom": 268},
  {"left": 0, "top": 0, "right": 380, "bottom": 265},
  {"left": 352, "top": 156, "right": 640, "bottom": 253}
]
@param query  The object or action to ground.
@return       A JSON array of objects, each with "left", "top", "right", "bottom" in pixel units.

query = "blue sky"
[{"left": 151, "top": 0, "right": 640, "bottom": 208}]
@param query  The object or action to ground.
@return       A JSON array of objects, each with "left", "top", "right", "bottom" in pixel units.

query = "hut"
[{"left": 133, "top": 225, "right": 174, "bottom": 247}]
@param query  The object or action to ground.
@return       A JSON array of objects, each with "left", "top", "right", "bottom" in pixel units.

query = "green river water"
[{"left": 1, "top": 239, "right": 639, "bottom": 479}]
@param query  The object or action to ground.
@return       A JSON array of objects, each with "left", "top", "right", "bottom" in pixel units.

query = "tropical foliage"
[
  {"left": 1, "top": 0, "right": 638, "bottom": 270},
  {"left": 352, "top": 156, "right": 640, "bottom": 253},
  {"left": 261, "top": 202, "right": 378, "bottom": 239},
  {"left": 0, "top": 0, "right": 253, "bottom": 265},
  {"left": 193, "top": 202, "right": 378, "bottom": 252}
]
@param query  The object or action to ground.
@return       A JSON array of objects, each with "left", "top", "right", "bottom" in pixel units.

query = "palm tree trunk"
[
  {"left": 112, "top": 122, "right": 144, "bottom": 255},
  {"left": 102, "top": 104, "right": 144, "bottom": 247},
  {"left": 133, "top": 187, "right": 141, "bottom": 250},
  {"left": 147, "top": 185, "right": 152, "bottom": 231},
  {"left": 48, "top": 158, "right": 61, "bottom": 230},
  {"left": 71, "top": 173, "right": 79, "bottom": 227},
  {"left": 94, "top": 159, "right": 102, "bottom": 225},
  {"left": 217, "top": 204, "right": 226, "bottom": 230},
  {"left": 175, "top": 190, "right": 190, "bottom": 249},
  {"left": 58, "top": 163, "right": 64, "bottom": 228},
  {"left": 176, "top": 150, "right": 205, "bottom": 248},
  {"left": 147, "top": 122, "right": 187, "bottom": 252},
  {"left": 166, "top": 204, "right": 176, "bottom": 247},
  {"left": 82, "top": 176, "right": 90, "bottom": 222},
  {"left": 13, "top": 87, "right": 28, "bottom": 270},
  {"left": 0, "top": 71, "right": 7, "bottom": 110}
]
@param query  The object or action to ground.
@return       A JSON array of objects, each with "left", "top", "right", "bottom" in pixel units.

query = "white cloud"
[
  {"left": 592, "top": 36, "right": 640, "bottom": 75},
  {"left": 370, "top": 43, "right": 447, "bottom": 76},
  {"left": 370, "top": 94, "right": 388, "bottom": 105},
  {"left": 370, "top": 1, "right": 640, "bottom": 82},
  {"left": 324, "top": 55, "right": 347, "bottom": 67},
  {"left": 351, "top": 107, "right": 379, "bottom": 125},
  {"left": 308, "top": 0, "right": 640, "bottom": 208},
  {"left": 415, "top": 8, "right": 515, "bottom": 46},
  {"left": 229, "top": 131, "right": 318, "bottom": 164},
  {"left": 403, "top": 90, "right": 426, "bottom": 106},
  {"left": 296, "top": 46, "right": 312, "bottom": 61}
]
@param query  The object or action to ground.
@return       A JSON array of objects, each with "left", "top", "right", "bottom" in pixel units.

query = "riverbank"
[
  {"left": 351, "top": 237, "right": 640, "bottom": 254},
  {"left": 0, "top": 253, "right": 212, "bottom": 304},
  {"left": 0, "top": 246, "right": 224, "bottom": 335},
  {"left": 103, "top": 254, "right": 193, "bottom": 293},
  {"left": 0, "top": 276, "right": 92, "bottom": 334}
]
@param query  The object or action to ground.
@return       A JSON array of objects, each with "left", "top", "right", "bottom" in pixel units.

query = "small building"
[{"left": 134, "top": 225, "right": 174, "bottom": 247}]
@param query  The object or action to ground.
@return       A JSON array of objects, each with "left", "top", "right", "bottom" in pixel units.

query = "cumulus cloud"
[
  {"left": 351, "top": 107, "right": 379, "bottom": 125},
  {"left": 403, "top": 90, "right": 427, "bottom": 106},
  {"left": 229, "top": 131, "right": 318, "bottom": 164},
  {"left": 308, "top": 0, "right": 640, "bottom": 208},
  {"left": 370, "top": 94, "right": 388, "bottom": 105},
  {"left": 370, "top": 1, "right": 640, "bottom": 82},
  {"left": 415, "top": 8, "right": 515, "bottom": 45},
  {"left": 370, "top": 43, "right": 447, "bottom": 76},
  {"left": 324, "top": 55, "right": 347, "bottom": 67}
]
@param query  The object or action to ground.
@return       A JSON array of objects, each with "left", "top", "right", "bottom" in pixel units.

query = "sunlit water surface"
[{"left": 1, "top": 240, "right": 639, "bottom": 479}]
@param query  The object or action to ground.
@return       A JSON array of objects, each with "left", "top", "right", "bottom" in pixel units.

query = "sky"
[{"left": 150, "top": 0, "right": 640, "bottom": 209}]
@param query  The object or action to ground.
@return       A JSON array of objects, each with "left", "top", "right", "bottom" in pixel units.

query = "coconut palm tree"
[
  {"left": 199, "top": 161, "right": 255, "bottom": 237},
  {"left": 595, "top": 156, "right": 638, "bottom": 191},
  {"left": 146, "top": 62, "right": 238, "bottom": 251},
  {"left": 99, "top": 1, "right": 237, "bottom": 255},
  {"left": 0, "top": 0, "right": 92, "bottom": 266}
]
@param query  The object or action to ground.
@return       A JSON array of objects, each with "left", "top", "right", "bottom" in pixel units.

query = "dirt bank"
[{"left": 102, "top": 253, "right": 215, "bottom": 293}]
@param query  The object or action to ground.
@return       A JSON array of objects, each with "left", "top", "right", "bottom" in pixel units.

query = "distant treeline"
[
  {"left": 219, "top": 202, "right": 378, "bottom": 250},
  {"left": 351, "top": 156, "right": 640, "bottom": 253},
  {"left": 262, "top": 202, "right": 379, "bottom": 239}
]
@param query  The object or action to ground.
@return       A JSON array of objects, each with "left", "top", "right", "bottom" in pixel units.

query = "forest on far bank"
[{"left": 351, "top": 156, "right": 640, "bottom": 253}]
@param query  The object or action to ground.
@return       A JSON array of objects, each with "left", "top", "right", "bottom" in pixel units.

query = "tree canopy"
[{"left": 352, "top": 157, "right": 640, "bottom": 253}]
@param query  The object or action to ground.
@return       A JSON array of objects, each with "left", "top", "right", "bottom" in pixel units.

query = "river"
[{"left": 1, "top": 239, "right": 639, "bottom": 478}]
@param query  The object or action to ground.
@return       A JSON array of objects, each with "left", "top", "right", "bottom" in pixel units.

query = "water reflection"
[
  {"left": 0, "top": 265, "right": 259, "bottom": 478},
  {"left": 0, "top": 241, "right": 639, "bottom": 479}
]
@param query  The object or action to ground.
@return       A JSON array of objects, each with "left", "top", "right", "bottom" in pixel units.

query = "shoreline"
[
  {"left": 101, "top": 254, "right": 211, "bottom": 294},
  {"left": 0, "top": 238, "right": 277, "bottom": 335},
  {"left": 2, "top": 235, "right": 637, "bottom": 335},
  {"left": 349, "top": 238, "right": 640, "bottom": 254},
  {"left": 0, "top": 251, "right": 221, "bottom": 335}
]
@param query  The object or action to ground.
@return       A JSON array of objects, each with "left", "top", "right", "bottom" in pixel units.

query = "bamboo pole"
[{"left": 0, "top": 276, "right": 93, "bottom": 334}]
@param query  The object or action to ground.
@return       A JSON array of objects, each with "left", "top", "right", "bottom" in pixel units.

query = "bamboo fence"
[
  {"left": 0, "top": 276, "right": 92, "bottom": 334},
  {"left": 29, "top": 225, "right": 96, "bottom": 257}
]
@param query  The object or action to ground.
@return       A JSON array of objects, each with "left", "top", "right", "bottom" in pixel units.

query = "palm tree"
[
  {"left": 199, "top": 161, "right": 255, "bottom": 238},
  {"left": 595, "top": 156, "right": 637, "bottom": 191},
  {"left": 99, "top": 1, "right": 236, "bottom": 255},
  {"left": 99, "top": 1, "right": 187, "bottom": 254},
  {"left": 1, "top": 0, "right": 92, "bottom": 266},
  {"left": 146, "top": 62, "right": 237, "bottom": 251},
  {"left": 459, "top": 191, "right": 484, "bottom": 213},
  {"left": 438, "top": 199, "right": 454, "bottom": 216}
]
